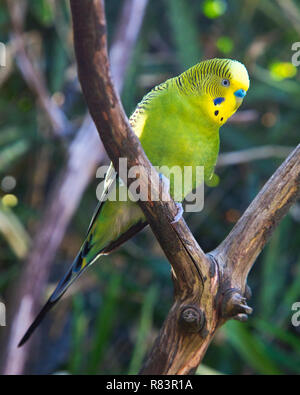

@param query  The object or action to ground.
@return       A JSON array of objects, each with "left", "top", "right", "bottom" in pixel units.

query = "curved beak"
[{"left": 234, "top": 89, "right": 246, "bottom": 99}]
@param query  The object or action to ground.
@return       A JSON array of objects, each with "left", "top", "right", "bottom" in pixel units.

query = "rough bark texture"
[{"left": 68, "top": 0, "right": 299, "bottom": 375}]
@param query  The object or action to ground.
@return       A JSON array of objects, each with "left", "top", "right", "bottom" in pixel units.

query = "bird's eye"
[{"left": 221, "top": 79, "right": 230, "bottom": 87}]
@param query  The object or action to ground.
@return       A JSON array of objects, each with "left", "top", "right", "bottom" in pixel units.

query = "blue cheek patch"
[{"left": 213, "top": 97, "right": 225, "bottom": 106}]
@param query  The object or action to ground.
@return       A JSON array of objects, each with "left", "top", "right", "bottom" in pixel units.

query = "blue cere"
[{"left": 234, "top": 89, "right": 246, "bottom": 98}]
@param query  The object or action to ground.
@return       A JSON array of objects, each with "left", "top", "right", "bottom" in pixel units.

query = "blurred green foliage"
[{"left": 0, "top": 0, "right": 300, "bottom": 374}]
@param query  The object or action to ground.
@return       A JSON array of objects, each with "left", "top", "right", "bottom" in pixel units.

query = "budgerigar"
[{"left": 19, "top": 58, "right": 250, "bottom": 346}]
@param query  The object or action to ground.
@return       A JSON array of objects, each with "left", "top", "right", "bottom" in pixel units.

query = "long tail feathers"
[
  {"left": 18, "top": 251, "right": 91, "bottom": 347},
  {"left": 18, "top": 220, "right": 148, "bottom": 348}
]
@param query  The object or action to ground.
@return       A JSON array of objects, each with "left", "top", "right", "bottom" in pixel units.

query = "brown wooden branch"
[{"left": 68, "top": 0, "right": 300, "bottom": 375}]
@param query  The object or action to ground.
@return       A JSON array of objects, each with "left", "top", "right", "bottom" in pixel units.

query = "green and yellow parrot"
[{"left": 19, "top": 58, "right": 250, "bottom": 346}]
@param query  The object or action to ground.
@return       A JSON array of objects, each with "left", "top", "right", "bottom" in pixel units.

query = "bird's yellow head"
[{"left": 179, "top": 58, "right": 250, "bottom": 126}]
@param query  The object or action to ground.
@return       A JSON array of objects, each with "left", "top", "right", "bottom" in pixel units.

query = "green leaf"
[
  {"left": 0, "top": 202, "right": 31, "bottom": 259},
  {"left": 69, "top": 295, "right": 88, "bottom": 374},
  {"left": 259, "top": 219, "right": 290, "bottom": 320},
  {"left": 31, "top": 0, "right": 54, "bottom": 26},
  {"left": 166, "top": 0, "right": 201, "bottom": 69},
  {"left": 196, "top": 364, "right": 225, "bottom": 375},
  {"left": 278, "top": 268, "right": 300, "bottom": 324},
  {"left": 0, "top": 140, "right": 29, "bottom": 172},
  {"left": 253, "top": 318, "right": 300, "bottom": 355},
  {"left": 224, "top": 321, "right": 281, "bottom": 374},
  {"left": 87, "top": 271, "right": 122, "bottom": 374},
  {"left": 128, "top": 285, "right": 157, "bottom": 374}
]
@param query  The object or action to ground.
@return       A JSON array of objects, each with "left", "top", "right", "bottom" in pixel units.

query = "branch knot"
[
  {"left": 179, "top": 305, "right": 205, "bottom": 333},
  {"left": 221, "top": 289, "right": 253, "bottom": 322}
]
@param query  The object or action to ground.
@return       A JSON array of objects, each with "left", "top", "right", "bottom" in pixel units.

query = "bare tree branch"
[{"left": 217, "top": 145, "right": 293, "bottom": 167}]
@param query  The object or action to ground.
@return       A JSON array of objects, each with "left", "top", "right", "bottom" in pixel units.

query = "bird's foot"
[
  {"left": 158, "top": 173, "right": 184, "bottom": 224},
  {"left": 171, "top": 202, "right": 184, "bottom": 224}
]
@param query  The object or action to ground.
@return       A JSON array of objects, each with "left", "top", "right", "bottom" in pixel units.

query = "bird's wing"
[
  {"left": 86, "top": 80, "right": 163, "bottom": 237},
  {"left": 129, "top": 78, "right": 171, "bottom": 138},
  {"left": 86, "top": 162, "right": 117, "bottom": 236}
]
